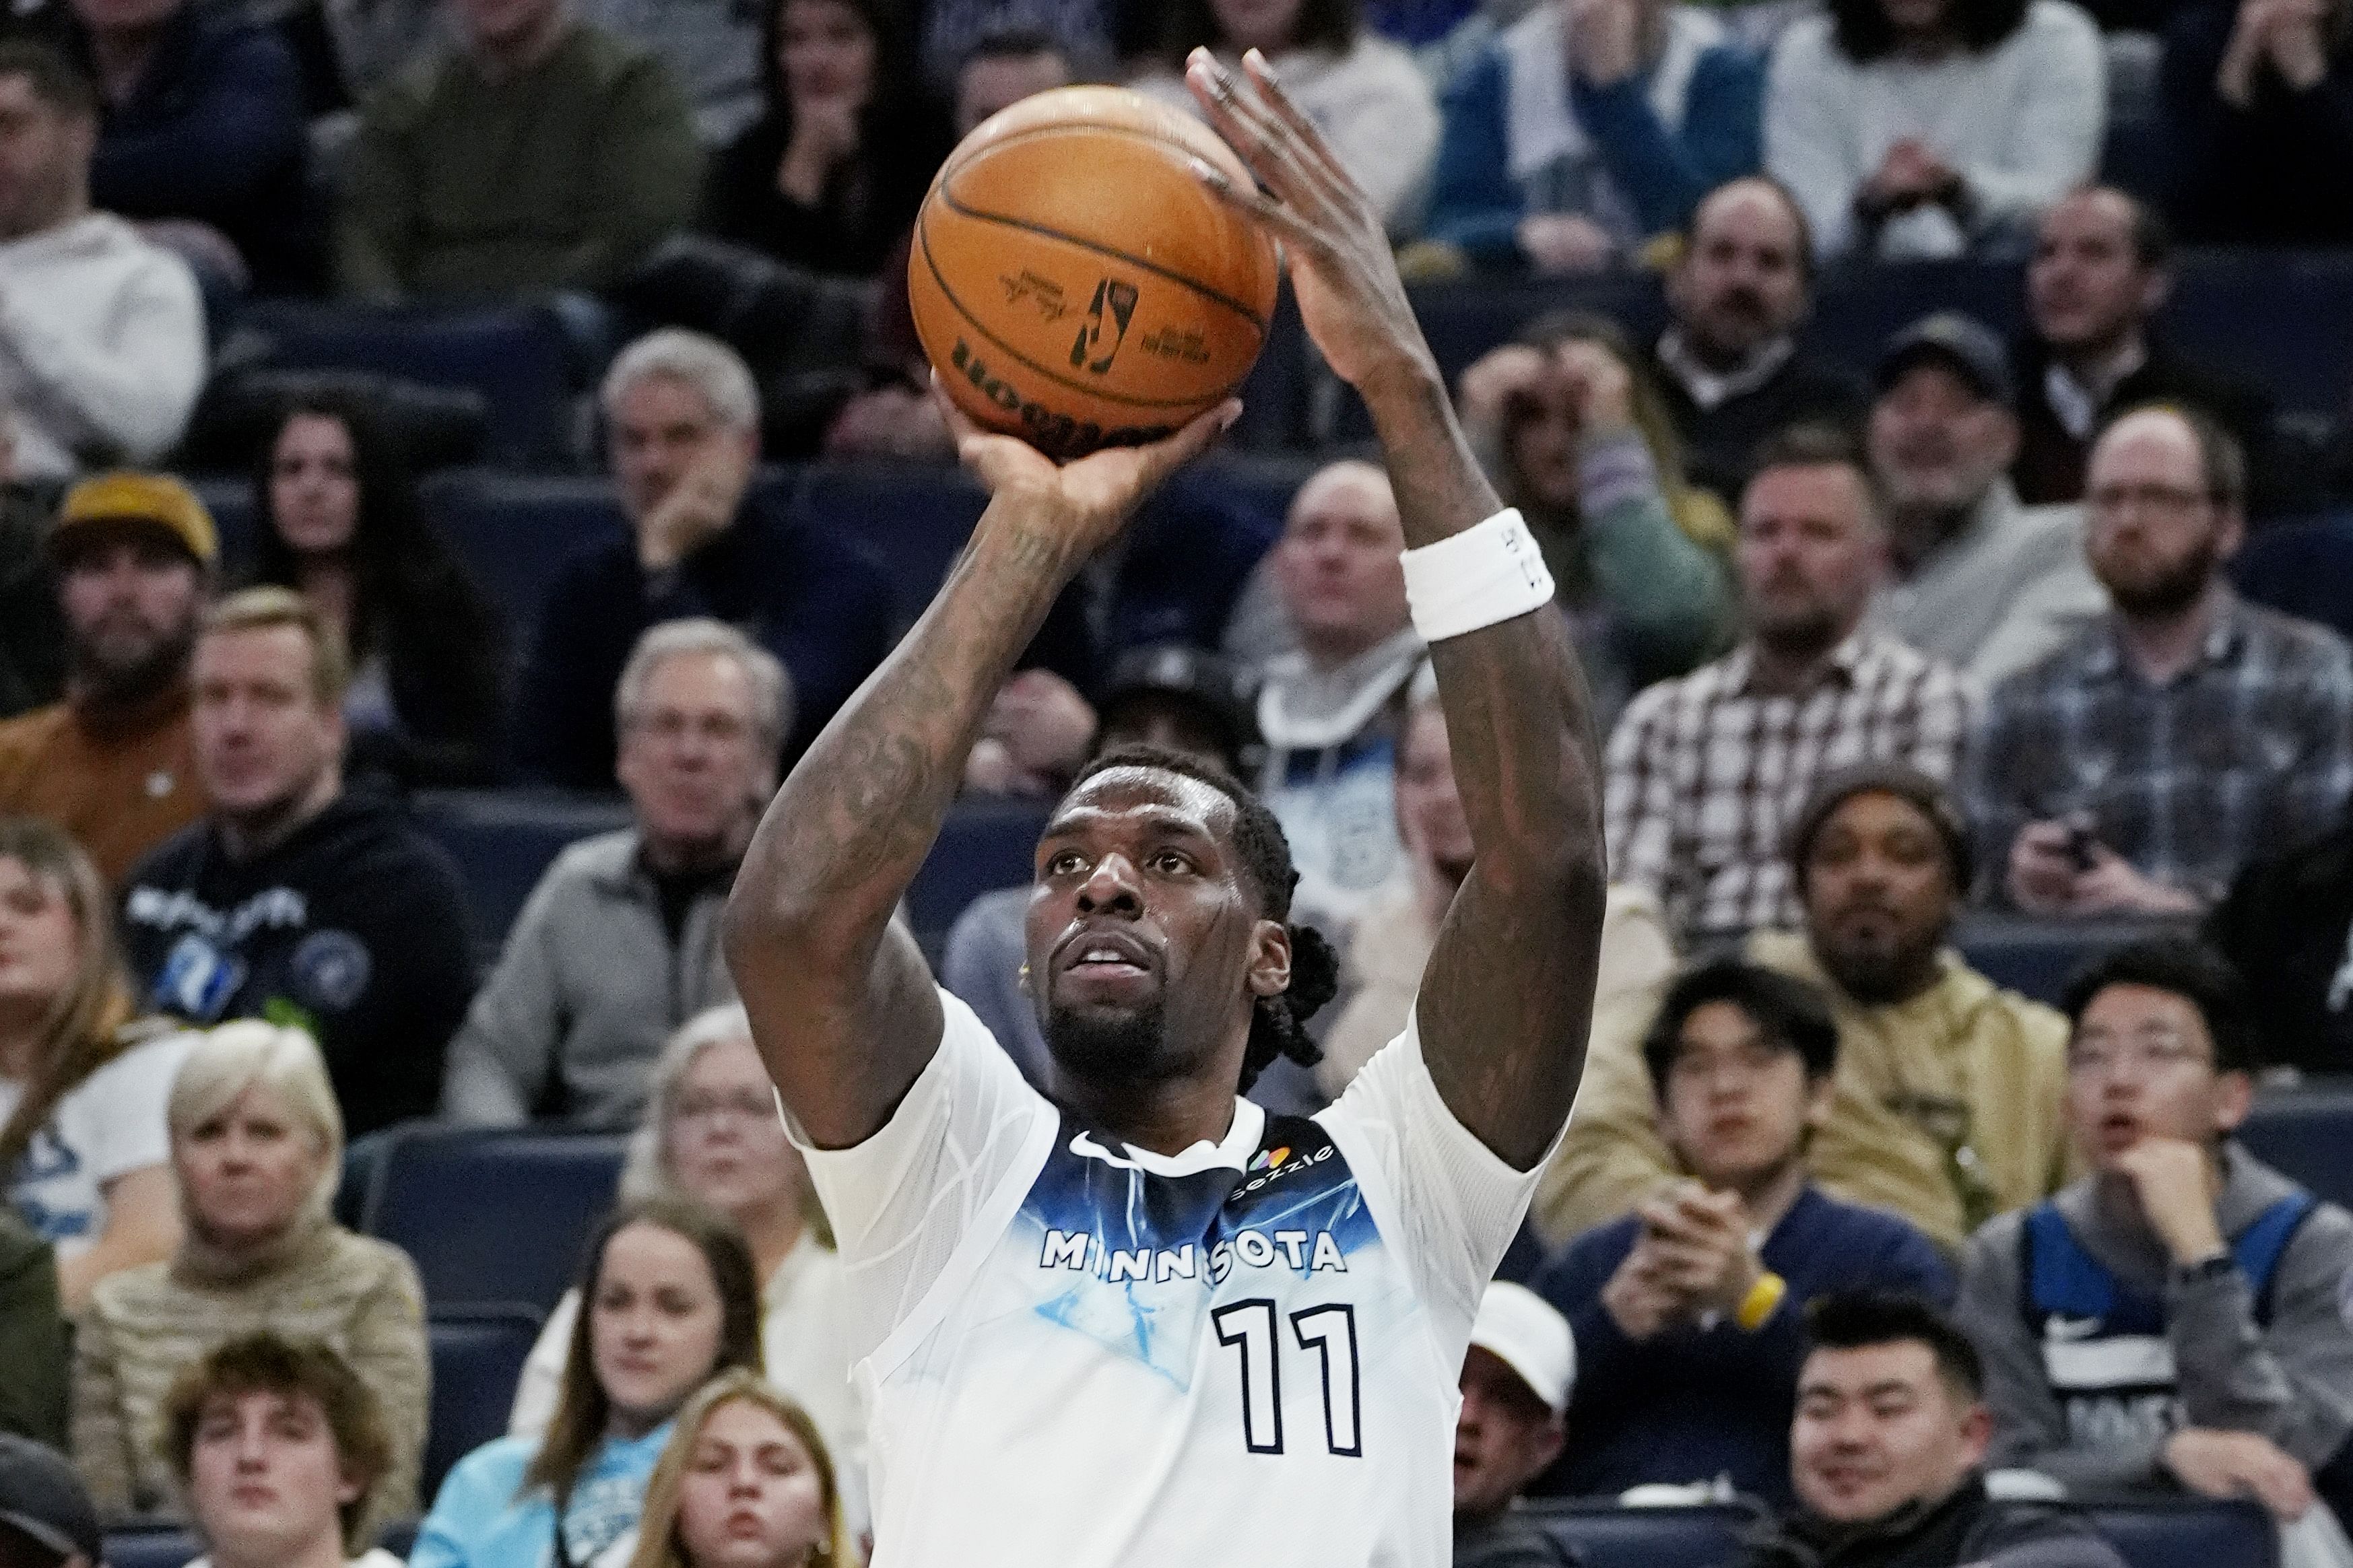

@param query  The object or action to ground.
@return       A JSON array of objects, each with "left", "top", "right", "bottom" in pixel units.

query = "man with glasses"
[
  {"left": 444, "top": 619, "right": 788, "bottom": 1126},
  {"left": 1956, "top": 938, "right": 2353, "bottom": 1526},
  {"left": 1966, "top": 405, "right": 2353, "bottom": 917}
]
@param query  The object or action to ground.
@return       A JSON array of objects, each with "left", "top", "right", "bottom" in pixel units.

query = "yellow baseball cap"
[{"left": 49, "top": 471, "right": 219, "bottom": 568}]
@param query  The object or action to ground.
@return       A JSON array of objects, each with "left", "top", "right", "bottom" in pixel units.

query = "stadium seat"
[
  {"left": 1529, "top": 1501, "right": 1748, "bottom": 1568},
  {"left": 2240, "top": 1086, "right": 2353, "bottom": 1211},
  {"left": 2086, "top": 1499, "right": 2278, "bottom": 1568},
  {"left": 907, "top": 797, "right": 1055, "bottom": 955},
  {"left": 1954, "top": 914, "right": 2192, "bottom": 1007},
  {"left": 2232, "top": 512, "right": 2353, "bottom": 643},
  {"left": 238, "top": 302, "right": 574, "bottom": 467},
  {"left": 358, "top": 1125, "right": 626, "bottom": 1313},
  {"left": 420, "top": 472, "right": 632, "bottom": 647},
  {"left": 786, "top": 461, "right": 989, "bottom": 626},
  {"left": 188, "top": 478, "right": 259, "bottom": 569},
  {"left": 104, "top": 1528, "right": 201, "bottom": 1568},
  {"left": 426, "top": 1306, "right": 546, "bottom": 1497},
  {"left": 409, "top": 789, "right": 634, "bottom": 955}
]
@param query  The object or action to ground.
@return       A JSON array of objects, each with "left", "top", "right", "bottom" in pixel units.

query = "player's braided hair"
[{"left": 1068, "top": 744, "right": 1340, "bottom": 1091}]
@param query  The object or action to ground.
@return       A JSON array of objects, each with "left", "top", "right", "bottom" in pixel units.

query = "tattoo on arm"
[{"left": 723, "top": 505, "right": 1084, "bottom": 1147}]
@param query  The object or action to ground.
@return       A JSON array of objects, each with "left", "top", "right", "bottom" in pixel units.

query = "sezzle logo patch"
[{"left": 1234, "top": 1143, "right": 1333, "bottom": 1199}]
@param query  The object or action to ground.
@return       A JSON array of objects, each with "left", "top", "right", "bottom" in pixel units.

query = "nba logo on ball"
[{"left": 910, "top": 86, "right": 1282, "bottom": 460}]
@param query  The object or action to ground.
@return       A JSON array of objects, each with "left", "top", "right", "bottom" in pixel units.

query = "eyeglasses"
[
  {"left": 2066, "top": 1039, "right": 2213, "bottom": 1077},
  {"left": 2085, "top": 483, "right": 2220, "bottom": 521}
]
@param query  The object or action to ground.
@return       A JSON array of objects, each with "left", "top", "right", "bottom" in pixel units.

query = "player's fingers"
[
  {"left": 1127, "top": 399, "right": 1240, "bottom": 491},
  {"left": 1238, "top": 49, "right": 1360, "bottom": 198},
  {"left": 1185, "top": 52, "right": 1344, "bottom": 219},
  {"left": 1189, "top": 156, "right": 1322, "bottom": 266}
]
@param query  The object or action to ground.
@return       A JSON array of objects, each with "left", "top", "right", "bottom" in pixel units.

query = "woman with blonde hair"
[
  {"left": 511, "top": 1006, "right": 862, "bottom": 1530},
  {"left": 0, "top": 815, "right": 187, "bottom": 1310},
  {"left": 1456, "top": 310, "right": 1739, "bottom": 727},
  {"left": 71, "top": 1021, "right": 428, "bottom": 1520},
  {"left": 629, "top": 1371, "right": 851, "bottom": 1568}
]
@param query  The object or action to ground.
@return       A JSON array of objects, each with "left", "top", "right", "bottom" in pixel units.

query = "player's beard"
[{"left": 1044, "top": 995, "right": 1174, "bottom": 1083}]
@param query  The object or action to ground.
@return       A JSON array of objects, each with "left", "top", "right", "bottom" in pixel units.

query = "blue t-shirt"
[
  {"left": 411, "top": 1424, "right": 675, "bottom": 1568},
  {"left": 1533, "top": 1185, "right": 1952, "bottom": 1505}
]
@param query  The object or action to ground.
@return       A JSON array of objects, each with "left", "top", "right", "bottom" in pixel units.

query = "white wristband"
[{"left": 1399, "top": 508, "right": 1556, "bottom": 643}]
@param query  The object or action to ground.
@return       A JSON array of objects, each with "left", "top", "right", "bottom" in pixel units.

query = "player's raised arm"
[
  {"left": 723, "top": 401, "right": 1234, "bottom": 1148},
  {"left": 1188, "top": 50, "right": 1605, "bottom": 1171}
]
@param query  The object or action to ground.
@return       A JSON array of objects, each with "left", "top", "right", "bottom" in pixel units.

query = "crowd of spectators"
[{"left": 7, "top": 0, "right": 2353, "bottom": 1564}]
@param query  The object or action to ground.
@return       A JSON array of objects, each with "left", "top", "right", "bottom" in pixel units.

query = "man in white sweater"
[{"left": 0, "top": 43, "right": 203, "bottom": 482}]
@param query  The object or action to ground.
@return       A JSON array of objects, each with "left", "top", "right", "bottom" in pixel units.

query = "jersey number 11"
[{"left": 1212, "top": 1299, "right": 1363, "bottom": 1457}]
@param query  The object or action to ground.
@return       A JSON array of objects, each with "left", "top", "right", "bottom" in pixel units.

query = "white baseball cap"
[{"left": 1469, "top": 1281, "right": 1577, "bottom": 1414}]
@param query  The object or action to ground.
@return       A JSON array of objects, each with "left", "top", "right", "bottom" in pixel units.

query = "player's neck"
[{"left": 1063, "top": 1070, "right": 1240, "bottom": 1157}]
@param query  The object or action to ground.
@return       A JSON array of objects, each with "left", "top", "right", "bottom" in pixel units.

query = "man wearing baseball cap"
[
  {"left": 1455, "top": 1282, "right": 1579, "bottom": 1568},
  {"left": 1860, "top": 311, "right": 2105, "bottom": 690},
  {"left": 0, "top": 471, "right": 215, "bottom": 882},
  {"left": 0, "top": 1432, "right": 102, "bottom": 1568}
]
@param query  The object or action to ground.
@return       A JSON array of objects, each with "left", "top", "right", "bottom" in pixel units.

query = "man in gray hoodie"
[
  {"left": 442, "top": 618, "right": 789, "bottom": 1126},
  {"left": 1956, "top": 937, "right": 2353, "bottom": 1528}
]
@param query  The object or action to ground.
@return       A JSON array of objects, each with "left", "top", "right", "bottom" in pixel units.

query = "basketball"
[{"left": 908, "top": 85, "right": 1282, "bottom": 460}]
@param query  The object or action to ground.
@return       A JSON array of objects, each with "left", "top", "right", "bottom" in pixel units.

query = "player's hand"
[
  {"left": 2163, "top": 1428, "right": 2314, "bottom": 1520},
  {"left": 936, "top": 376, "right": 1237, "bottom": 564},
  {"left": 1184, "top": 48, "right": 1437, "bottom": 396},
  {"left": 2112, "top": 1136, "right": 2228, "bottom": 1266}
]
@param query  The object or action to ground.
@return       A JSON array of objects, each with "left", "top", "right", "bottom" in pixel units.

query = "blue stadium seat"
[
  {"left": 359, "top": 1126, "right": 626, "bottom": 1313},
  {"left": 908, "top": 798, "right": 1054, "bottom": 954},
  {"left": 104, "top": 1527, "right": 201, "bottom": 1568},
  {"left": 1954, "top": 914, "right": 2191, "bottom": 1007},
  {"left": 420, "top": 472, "right": 631, "bottom": 648},
  {"left": 2086, "top": 1499, "right": 2277, "bottom": 1568},
  {"left": 786, "top": 461, "right": 989, "bottom": 625},
  {"left": 1527, "top": 1498, "right": 2276, "bottom": 1568},
  {"left": 1529, "top": 1501, "right": 1748, "bottom": 1568},
  {"left": 409, "top": 789, "right": 633, "bottom": 955},
  {"left": 2232, "top": 513, "right": 2353, "bottom": 643},
  {"left": 239, "top": 302, "right": 574, "bottom": 467},
  {"left": 188, "top": 478, "right": 259, "bottom": 570},
  {"left": 2166, "top": 252, "right": 2353, "bottom": 419},
  {"left": 426, "top": 1306, "right": 545, "bottom": 1498},
  {"left": 2239, "top": 1087, "right": 2353, "bottom": 1212}
]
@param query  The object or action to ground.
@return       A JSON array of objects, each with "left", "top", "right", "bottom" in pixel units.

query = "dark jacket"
[
  {"left": 119, "top": 793, "right": 477, "bottom": 1135},
  {"left": 1535, "top": 1186, "right": 1954, "bottom": 1506},
  {"left": 515, "top": 487, "right": 896, "bottom": 786},
  {"left": 705, "top": 100, "right": 952, "bottom": 277},
  {"left": 0, "top": 1210, "right": 65, "bottom": 1450},
  {"left": 2162, "top": 0, "right": 2353, "bottom": 245},
  {"left": 2207, "top": 811, "right": 2353, "bottom": 1075},
  {"left": 78, "top": 2, "right": 319, "bottom": 292},
  {"left": 2009, "top": 335, "right": 2272, "bottom": 509},
  {"left": 1650, "top": 346, "right": 1868, "bottom": 505},
  {"left": 0, "top": 487, "right": 63, "bottom": 723},
  {"left": 1739, "top": 1477, "right": 2127, "bottom": 1568}
]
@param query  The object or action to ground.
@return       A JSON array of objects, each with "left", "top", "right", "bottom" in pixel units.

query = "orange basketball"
[{"left": 908, "top": 85, "right": 1282, "bottom": 460}]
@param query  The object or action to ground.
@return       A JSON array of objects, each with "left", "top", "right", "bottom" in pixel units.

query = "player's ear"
[{"left": 1247, "top": 918, "right": 1291, "bottom": 1000}]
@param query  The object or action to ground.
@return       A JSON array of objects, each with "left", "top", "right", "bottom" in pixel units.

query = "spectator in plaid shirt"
[
  {"left": 1605, "top": 423, "right": 1977, "bottom": 941},
  {"left": 1968, "top": 404, "right": 2353, "bottom": 917}
]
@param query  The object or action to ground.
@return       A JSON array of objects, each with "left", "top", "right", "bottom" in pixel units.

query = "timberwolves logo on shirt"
[{"left": 288, "top": 928, "right": 372, "bottom": 1011}]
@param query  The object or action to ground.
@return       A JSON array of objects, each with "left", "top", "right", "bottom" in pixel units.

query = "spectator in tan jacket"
[
  {"left": 1540, "top": 763, "right": 2070, "bottom": 1255},
  {"left": 72, "top": 1023, "right": 427, "bottom": 1522}
]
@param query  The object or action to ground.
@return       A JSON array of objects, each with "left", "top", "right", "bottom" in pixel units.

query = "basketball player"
[{"left": 723, "top": 48, "right": 1605, "bottom": 1568}]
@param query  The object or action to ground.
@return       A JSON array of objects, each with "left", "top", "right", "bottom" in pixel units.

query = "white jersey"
[{"left": 792, "top": 990, "right": 1549, "bottom": 1568}]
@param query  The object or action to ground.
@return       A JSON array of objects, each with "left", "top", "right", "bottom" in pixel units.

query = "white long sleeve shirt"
[
  {"left": 0, "top": 212, "right": 205, "bottom": 480},
  {"left": 1764, "top": 0, "right": 2105, "bottom": 262}
]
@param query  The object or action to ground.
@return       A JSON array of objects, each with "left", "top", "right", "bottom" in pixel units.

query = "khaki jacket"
[{"left": 1536, "top": 928, "right": 2073, "bottom": 1254}]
